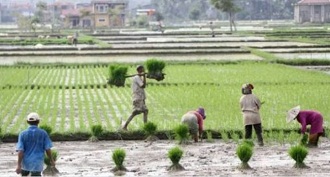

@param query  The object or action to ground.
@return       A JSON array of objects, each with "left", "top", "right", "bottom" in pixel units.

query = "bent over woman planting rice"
[
  {"left": 181, "top": 107, "right": 206, "bottom": 142},
  {"left": 287, "top": 106, "right": 325, "bottom": 147},
  {"left": 240, "top": 83, "right": 264, "bottom": 146}
]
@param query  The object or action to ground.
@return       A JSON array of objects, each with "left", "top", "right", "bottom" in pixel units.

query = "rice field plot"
[{"left": 0, "top": 62, "right": 330, "bottom": 135}]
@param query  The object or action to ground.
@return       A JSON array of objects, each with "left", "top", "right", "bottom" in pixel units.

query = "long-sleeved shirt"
[{"left": 297, "top": 110, "right": 324, "bottom": 134}]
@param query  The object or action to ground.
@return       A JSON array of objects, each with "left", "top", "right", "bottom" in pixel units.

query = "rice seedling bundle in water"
[
  {"left": 300, "top": 134, "right": 308, "bottom": 146},
  {"left": 174, "top": 124, "right": 190, "bottom": 144},
  {"left": 39, "top": 125, "right": 52, "bottom": 135},
  {"left": 111, "top": 148, "right": 127, "bottom": 172},
  {"left": 242, "top": 139, "right": 255, "bottom": 148},
  {"left": 145, "top": 59, "right": 165, "bottom": 81},
  {"left": 108, "top": 65, "right": 128, "bottom": 87},
  {"left": 89, "top": 125, "right": 103, "bottom": 142},
  {"left": 43, "top": 150, "right": 59, "bottom": 176},
  {"left": 288, "top": 145, "right": 309, "bottom": 168},
  {"left": 236, "top": 143, "right": 253, "bottom": 169},
  {"left": 206, "top": 130, "right": 214, "bottom": 143},
  {"left": 167, "top": 146, "right": 185, "bottom": 171},
  {"left": 143, "top": 122, "right": 159, "bottom": 142}
]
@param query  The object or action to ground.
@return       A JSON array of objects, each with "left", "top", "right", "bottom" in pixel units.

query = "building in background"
[
  {"left": 295, "top": 0, "right": 330, "bottom": 23},
  {"left": 92, "top": 0, "right": 128, "bottom": 28}
]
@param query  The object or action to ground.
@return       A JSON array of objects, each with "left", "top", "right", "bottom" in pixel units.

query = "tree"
[
  {"left": 154, "top": 11, "right": 164, "bottom": 22},
  {"left": 210, "top": 0, "right": 240, "bottom": 32},
  {"left": 108, "top": 5, "right": 125, "bottom": 27},
  {"left": 189, "top": 8, "right": 201, "bottom": 20},
  {"left": 35, "top": 1, "right": 47, "bottom": 26}
]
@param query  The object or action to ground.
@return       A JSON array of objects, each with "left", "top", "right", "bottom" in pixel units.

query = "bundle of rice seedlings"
[
  {"left": 39, "top": 125, "right": 52, "bottom": 135},
  {"left": 242, "top": 139, "right": 255, "bottom": 148},
  {"left": 43, "top": 150, "right": 59, "bottom": 176},
  {"left": 236, "top": 143, "right": 253, "bottom": 169},
  {"left": 167, "top": 146, "right": 185, "bottom": 171},
  {"left": 288, "top": 145, "right": 309, "bottom": 168},
  {"left": 89, "top": 125, "right": 103, "bottom": 142},
  {"left": 111, "top": 148, "right": 128, "bottom": 173},
  {"left": 108, "top": 65, "right": 128, "bottom": 87},
  {"left": 145, "top": 59, "right": 165, "bottom": 81},
  {"left": 143, "top": 122, "right": 159, "bottom": 142},
  {"left": 300, "top": 134, "right": 308, "bottom": 146},
  {"left": 174, "top": 124, "right": 190, "bottom": 144}
]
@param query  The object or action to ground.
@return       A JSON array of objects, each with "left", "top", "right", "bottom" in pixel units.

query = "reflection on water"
[{"left": 276, "top": 53, "right": 330, "bottom": 60}]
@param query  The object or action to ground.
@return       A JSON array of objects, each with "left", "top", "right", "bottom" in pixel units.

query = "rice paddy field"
[{"left": 1, "top": 61, "right": 329, "bottom": 136}]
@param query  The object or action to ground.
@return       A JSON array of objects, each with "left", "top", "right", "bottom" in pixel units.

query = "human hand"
[{"left": 15, "top": 165, "right": 22, "bottom": 174}]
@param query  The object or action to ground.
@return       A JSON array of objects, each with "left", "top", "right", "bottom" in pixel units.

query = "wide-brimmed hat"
[
  {"left": 286, "top": 106, "right": 300, "bottom": 123},
  {"left": 197, "top": 107, "right": 206, "bottom": 119},
  {"left": 27, "top": 112, "right": 40, "bottom": 122}
]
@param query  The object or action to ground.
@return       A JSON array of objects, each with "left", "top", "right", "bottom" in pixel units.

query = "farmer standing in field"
[
  {"left": 287, "top": 106, "right": 325, "bottom": 147},
  {"left": 181, "top": 107, "right": 206, "bottom": 142},
  {"left": 240, "top": 83, "right": 264, "bottom": 146},
  {"left": 16, "top": 112, "right": 55, "bottom": 176},
  {"left": 122, "top": 65, "right": 148, "bottom": 130}
]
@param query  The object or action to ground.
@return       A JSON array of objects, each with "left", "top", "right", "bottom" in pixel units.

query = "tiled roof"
[{"left": 298, "top": 0, "right": 330, "bottom": 5}]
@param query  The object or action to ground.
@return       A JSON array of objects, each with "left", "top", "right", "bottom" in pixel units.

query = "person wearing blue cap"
[{"left": 181, "top": 107, "right": 206, "bottom": 142}]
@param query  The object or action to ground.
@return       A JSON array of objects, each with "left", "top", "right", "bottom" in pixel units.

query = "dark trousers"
[
  {"left": 21, "top": 170, "right": 41, "bottom": 176},
  {"left": 245, "top": 123, "right": 263, "bottom": 143}
]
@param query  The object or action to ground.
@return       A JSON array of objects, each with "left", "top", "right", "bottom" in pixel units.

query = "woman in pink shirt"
[
  {"left": 181, "top": 107, "right": 206, "bottom": 142},
  {"left": 287, "top": 106, "right": 324, "bottom": 147}
]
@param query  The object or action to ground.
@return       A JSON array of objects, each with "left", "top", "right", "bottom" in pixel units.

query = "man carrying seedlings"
[
  {"left": 181, "top": 107, "right": 206, "bottom": 142},
  {"left": 239, "top": 83, "right": 264, "bottom": 146},
  {"left": 16, "top": 112, "right": 56, "bottom": 176},
  {"left": 287, "top": 106, "right": 325, "bottom": 147},
  {"left": 122, "top": 65, "right": 148, "bottom": 130}
]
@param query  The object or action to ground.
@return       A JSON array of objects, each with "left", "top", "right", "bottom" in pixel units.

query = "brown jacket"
[{"left": 240, "top": 94, "right": 261, "bottom": 125}]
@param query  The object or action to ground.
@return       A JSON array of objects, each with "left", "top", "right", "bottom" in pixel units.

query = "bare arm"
[
  {"left": 46, "top": 149, "right": 55, "bottom": 166},
  {"left": 141, "top": 74, "right": 146, "bottom": 88},
  {"left": 16, "top": 151, "right": 23, "bottom": 174}
]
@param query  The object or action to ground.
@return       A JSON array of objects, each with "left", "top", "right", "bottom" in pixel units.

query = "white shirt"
[{"left": 132, "top": 75, "right": 145, "bottom": 101}]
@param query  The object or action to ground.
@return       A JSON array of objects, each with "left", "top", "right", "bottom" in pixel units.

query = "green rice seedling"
[
  {"left": 174, "top": 124, "right": 190, "bottom": 144},
  {"left": 143, "top": 122, "right": 159, "bottom": 142},
  {"left": 111, "top": 148, "right": 128, "bottom": 173},
  {"left": 89, "top": 125, "right": 103, "bottom": 142},
  {"left": 167, "top": 146, "right": 185, "bottom": 171},
  {"left": 231, "top": 131, "right": 240, "bottom": 143},
  {"left": 300, "top": 134, "right": 308, "bottom": 146},
  {"left": 242, "top": 139, "right": 255, "bottom": 148},
  {"left": 288, "top": 145, "right": 309, "bottom": 168},
  {"left": 108, "top": 65, "right": 128, "bottom": 87},
  {"left": 39, "top": 124, "right": 52, "bottom": 136},
  {"left": 145, "top": 59, "right": 166, "bottom": 81},
  {"left": 43, "top": 150, "right": 59, "bottom": 175},
  {"left": 220, "top": 130, "right": 229, "bottom": 143},
  {"left": 236, "top": 143, "right": 253, "bottom": 169},
  {"left": 206, "top": 130, "right": 214, "bottom": 143}
]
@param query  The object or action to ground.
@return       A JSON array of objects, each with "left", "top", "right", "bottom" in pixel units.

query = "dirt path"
[{"left": 1, "top": 139, "right": 330, "bottom": 176}]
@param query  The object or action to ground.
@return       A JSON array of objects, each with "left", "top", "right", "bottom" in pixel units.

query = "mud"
[{"left": 1, "top": 139, "right": 330, "bottom": 176}]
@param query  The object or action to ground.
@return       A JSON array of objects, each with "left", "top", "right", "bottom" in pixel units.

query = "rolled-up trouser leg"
[
  {"left": 253, "top": 123, "right": 264, "bottom": 146},
  {"left": 308, "top": 133, "right": 319, "bottom": 146},
  {"left": 245, "top": 125, "right": 253, "bottom": 139}
]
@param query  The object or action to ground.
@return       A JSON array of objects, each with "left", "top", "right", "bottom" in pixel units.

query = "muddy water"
[
  {"left": 275, "top": 53, "right": 330, "bottom": 60},
  {"left": 1, "top": 139, "right": 330, "bottom": 176}
]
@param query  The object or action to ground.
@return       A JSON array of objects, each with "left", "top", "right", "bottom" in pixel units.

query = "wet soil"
[{"left": 1, "top": 139, "right": 330, "bottom": 176}]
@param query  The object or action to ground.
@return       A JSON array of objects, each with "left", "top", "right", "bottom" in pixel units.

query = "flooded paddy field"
[{"left": 1, "top": 140, "right": 330, "bottom": 176}]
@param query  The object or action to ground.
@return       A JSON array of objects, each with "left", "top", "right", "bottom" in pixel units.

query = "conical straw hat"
[{"left": 286, "top": 106, "right": 300, "bottom": 123}]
